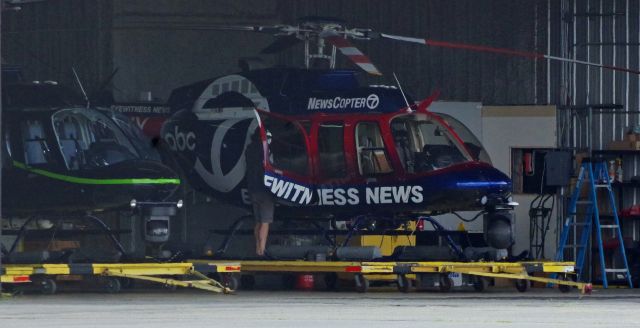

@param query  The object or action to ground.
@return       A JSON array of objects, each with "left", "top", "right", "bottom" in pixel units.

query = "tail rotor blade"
[{"left": 380, "top": 33, "right": 640, "bottom": 75}]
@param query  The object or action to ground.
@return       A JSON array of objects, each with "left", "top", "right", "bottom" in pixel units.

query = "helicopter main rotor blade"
[
  {"left": 323, "top": 33, "right": 382, "bottom": 76},
  {"left": 380, "top": 33, "right": 640, "bottom": 75},
  {"left": 199, "top": 24, "right": 299, "bottom": 35}
]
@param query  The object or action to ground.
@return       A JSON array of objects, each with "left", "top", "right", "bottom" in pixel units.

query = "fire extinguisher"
[{"left": 524, "top": 151, "right": 534, "bottom": 176}]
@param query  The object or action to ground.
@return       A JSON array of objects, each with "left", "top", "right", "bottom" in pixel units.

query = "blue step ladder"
[{"left": 554, "top": 159, "right": 633, "bottom": 288}]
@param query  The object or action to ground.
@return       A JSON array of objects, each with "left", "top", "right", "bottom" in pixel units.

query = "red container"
[{"left": 295, "top": 274, "right": 314, "bottom": 291}]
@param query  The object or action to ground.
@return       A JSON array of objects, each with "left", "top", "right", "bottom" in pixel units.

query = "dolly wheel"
[
  {"left": 221, "top": 274, "right": 239, "bottom": 291},
  {"left": 324, "top": 273, "right": 338, "bottom": 291},
  {"left": 119, "top": 278, "right": 136, "bottom": 290},
  {"left": 438, "top": 274, "right": 452, "bottom": 292},
  {"left": 397, "top": 275, "right": 411, "bottom": 293},
  {"left": 103, "top": 277, "right": 122, "bottom": 294},
  {"left": 39, "top": 278, "right": 57, "bottom": 295},
  {"left": 472, "top": 276, "right": 487, "bottom": 292},
  {"left": 514, "top": 279, "right": 528, "bottom": 293},
  {"left": 282, "top": 274, "right": 296, "bottom": 290},
  {"left": 354, "top": 274, "right": 369, "bottom": 293},
  {"left": 241, "top": 275, "right": 256, "bottom": 290},
  {"left": 558, "top": 274, "right": 573, "bottom": 293}
]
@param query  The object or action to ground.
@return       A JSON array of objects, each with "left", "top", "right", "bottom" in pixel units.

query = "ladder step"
[
  {"left": 568, "top": 222, "right": 589, "bottom": 226},
  {"left": 600, "top": 225, "right": 619, "bottom": 229},
  {"left": 563, "top": 244, "right": 585, "bottom": 248},
  {"left": 595, "top": 184, "right": 610, "bottom": 188},
  {"left": 604, "top": 269, "right": 629, "bottom": 273}
]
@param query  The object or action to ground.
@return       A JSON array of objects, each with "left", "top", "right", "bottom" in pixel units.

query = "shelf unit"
[{"left": 558, "top": 105, "right": 640, "bottom": 285}]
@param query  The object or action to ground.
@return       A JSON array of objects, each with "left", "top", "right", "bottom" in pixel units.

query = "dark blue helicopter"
[{"left": 1, "top": 80, "right": 183, "bottom": 262}]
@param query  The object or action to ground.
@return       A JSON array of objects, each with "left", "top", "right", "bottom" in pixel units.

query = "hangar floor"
[{"left": 1, "top": 290, "right": 638, "bottom": 327}]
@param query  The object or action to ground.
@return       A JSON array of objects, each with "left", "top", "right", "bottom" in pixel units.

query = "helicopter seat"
[
  {"left": 24, "top": 139, "right": 47, "bottom": 164},
  {"left": 393, "top": 130, "right": 415, "bottom": 173},
  {"left": 23, "top": 120, "right": 48, "bottom": 165},
  {"left": 59, "top": 139, "right": 79, "bottom": 169},
  {"left": 358, "top": 136, "right": 376, "bottom": 174}
]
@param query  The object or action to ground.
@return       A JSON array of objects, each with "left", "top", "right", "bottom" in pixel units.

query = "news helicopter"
[
  {"left": 162, "top": 17, "right": 640, "bottom": 250},
  {"left": 1, "top": 78, "right": 183, "bottom": 262}
]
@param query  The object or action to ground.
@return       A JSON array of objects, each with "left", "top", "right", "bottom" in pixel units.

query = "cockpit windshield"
[
  {"left": 108, "top": 111, "right": 162, "bottom": 162},
  {"left": 433, "top": 113, "right": 491, "bottom": 164},
  {"left": 391, "top": 113, "right": 472, "bottom": 173},
  {"left": 52, "top": 108, "right": 140, "bottom": 170}
]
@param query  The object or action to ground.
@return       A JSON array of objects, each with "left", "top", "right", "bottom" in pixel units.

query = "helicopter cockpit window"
[
  {"left": 52, "top": 108, "right": 139, "bottom": 169},
  {"left": 262, "top": 116, "right": 309, "bottom": 176},
  {"left": 110, "top": 112, "right": 162, "bottom": 161},
  {"left": 5, "top": 130, "right": 12, "bottom": 159},
  {"left": 391, "top": 114, "right": 470, "bottom": 173},
  {"left": 22, "top": 120, "right": 51, "bottom": 165},
  {"left": 318, "top": 122, "right": 346, "bottom": 179},
  {"left": 356, "top": 122, "right": 393, "bottom": 175},
  {"left": 434, "top": 113, "right": 491, "bottom": 164}
]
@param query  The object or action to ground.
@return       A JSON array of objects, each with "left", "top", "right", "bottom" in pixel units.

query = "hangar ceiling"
[{"left": 2, "top": 0, "right": 547, "bottom": 105}]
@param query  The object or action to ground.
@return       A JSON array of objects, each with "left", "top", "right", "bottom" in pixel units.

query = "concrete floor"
[{"left": 1, "top": 289, "right": 640, "bottom": 327}]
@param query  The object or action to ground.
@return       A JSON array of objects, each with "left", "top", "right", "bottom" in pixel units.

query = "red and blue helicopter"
[{"left": 159, "top": 17, "right": 640, "bottom": 251}]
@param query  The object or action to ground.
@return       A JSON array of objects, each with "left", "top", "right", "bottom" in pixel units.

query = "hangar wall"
[
  {"left": 552, "top": 0, "right": 640, "bottom": 235},
  {"left": 482, "top": 106, "right": 558, "bottom": 256},
  {"left": 2, "top": 0, "right": 113, "bottom": 94}
]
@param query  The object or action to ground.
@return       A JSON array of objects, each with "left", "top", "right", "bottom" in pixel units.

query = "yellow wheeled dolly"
[
  {"left": 196, "top": 260, "right": 590, "bottom": 294},
  {"left": 0, "top": 262, "right": 241, "bottom": 295},
  {"left": 401, "top": 261, "right": 591, "bottom": 294}
]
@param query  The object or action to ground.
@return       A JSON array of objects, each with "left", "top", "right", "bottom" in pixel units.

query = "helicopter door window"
[
  {"left": 54, "top": 117, "right": 84, "bottom": 170},
  {"left": 22, "top": 120, "right": 50, "bottom": 165},
  {"left": 262, "top": 116, "right": 309, "bottom": 176},
  {"left": 318, "top": 122, "right": 346, "bottom": 179},
  {"left": 391, "top": 121, "right": 419, "bottom": 173},
  {"left": 356, "top": 122, "right": 393, "bottom": 175}
]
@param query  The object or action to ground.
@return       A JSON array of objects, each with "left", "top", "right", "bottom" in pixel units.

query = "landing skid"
[
  {"left": 4, "top": 214, "right": 128, "bottom": 264},
  {"left": 206, "top": 215, "right": 470, "bottom": 262}
]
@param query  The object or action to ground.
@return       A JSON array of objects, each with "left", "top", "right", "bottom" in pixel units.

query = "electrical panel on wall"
[{"left": 511, "top": 148, "right": 571, "bottom": 194}]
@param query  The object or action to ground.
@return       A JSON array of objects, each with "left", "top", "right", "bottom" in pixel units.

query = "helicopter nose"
[
  {"left": 443, "top": 163, "right": 512, "bottom": 206},
  {"left": 454, "top": 166, "right": 511, "bottom": 191}
]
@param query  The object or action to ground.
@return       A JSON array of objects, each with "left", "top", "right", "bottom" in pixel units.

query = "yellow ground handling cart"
[
  {"left": 1, "top": 261, "right": 240, "bottom": 295},
  {"left": 194, "top": 259, "right": 591, "bottom": 294}
]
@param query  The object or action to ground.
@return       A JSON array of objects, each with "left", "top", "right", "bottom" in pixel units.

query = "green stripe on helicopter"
[{"left": 13, "top": 161, "right": 181, "bottom": 185}]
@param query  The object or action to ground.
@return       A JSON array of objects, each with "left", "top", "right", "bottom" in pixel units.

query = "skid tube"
[{"left": 0, "top": 262, "right": 241, "bottom": 295}]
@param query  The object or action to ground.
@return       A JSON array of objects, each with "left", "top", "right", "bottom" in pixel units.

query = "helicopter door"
[
  {"left": 257, "top": 111, "right": 314, "bottom": 205},
  {"left": 355, "top": 122, "right": 394, "bottom": 175}
]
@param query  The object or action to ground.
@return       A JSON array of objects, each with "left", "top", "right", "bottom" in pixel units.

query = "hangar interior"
[{"left": 3, "top": 0, "right": 640, "bottom": 293}]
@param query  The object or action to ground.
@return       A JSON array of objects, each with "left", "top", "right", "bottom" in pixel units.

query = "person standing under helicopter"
[{"left": 245, "top": 129, "right": 274, "bottom": 256}]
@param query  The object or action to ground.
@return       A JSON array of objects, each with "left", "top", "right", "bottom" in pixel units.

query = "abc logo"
[{"left": 164, "top": 126, "right": 196, "bottom": 151}]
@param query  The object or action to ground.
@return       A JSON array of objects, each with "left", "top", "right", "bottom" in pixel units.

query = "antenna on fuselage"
[
  {"left": 72, "top": 67, "right": 90, "bottom": 109},
  {"left": 393, "top": 72, "right": 412, "bottom": 112}
]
